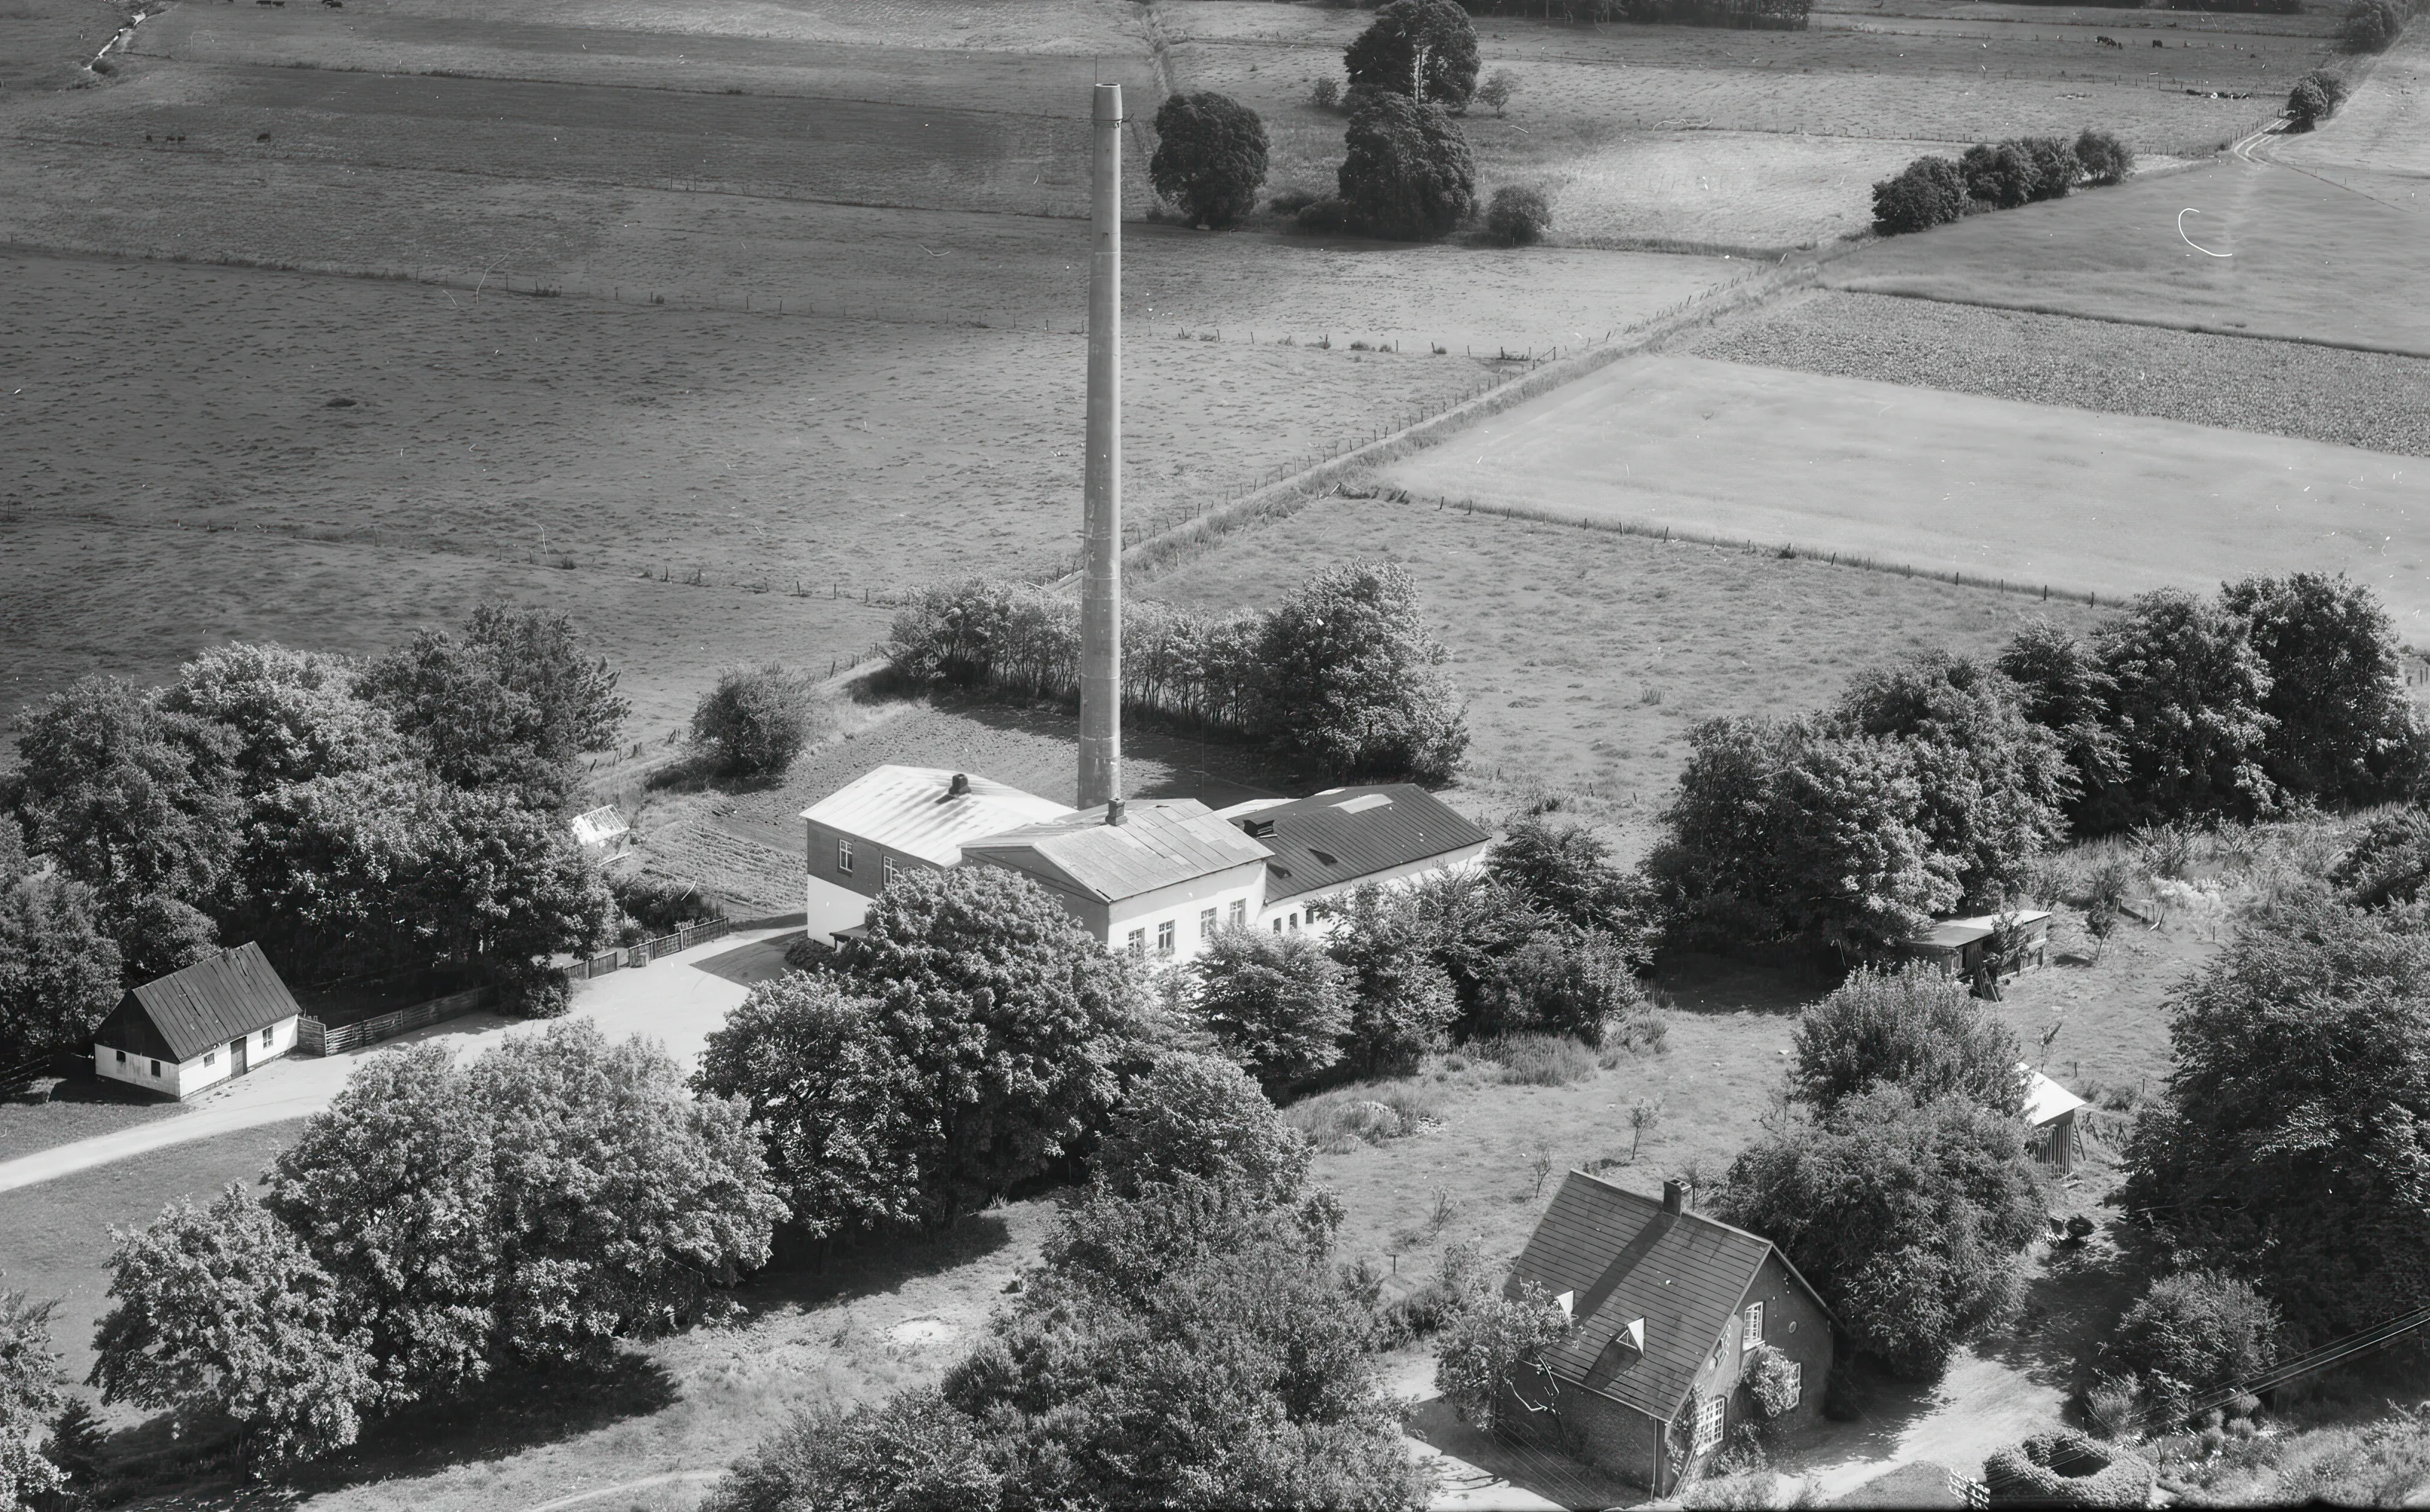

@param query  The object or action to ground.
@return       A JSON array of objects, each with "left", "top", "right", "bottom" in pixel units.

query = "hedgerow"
[{"left": 1872, "top": 129, "right": 2133, "bottom": 235}]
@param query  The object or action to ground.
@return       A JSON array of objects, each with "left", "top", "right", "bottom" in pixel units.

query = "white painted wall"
[
  {"left": 1105, "top": 863, "right": 1269, "bottom": 966},
  {"left": 805, "top": 873, "right": 875, "bottom": 943},
  {"left": 95, "top": 1015, "right": 296, "bottom": 1101},
  {"left": 1256, "top": 846, "right": 1488, "bottom": 937}
]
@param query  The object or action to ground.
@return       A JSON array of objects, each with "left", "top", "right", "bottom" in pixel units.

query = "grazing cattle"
[
  {"left": 2153, "top": 38, "right": 2164, "bottom": 46},
  {"left": 2096, "top": 34, "right": 2121, "bottom": 47}
]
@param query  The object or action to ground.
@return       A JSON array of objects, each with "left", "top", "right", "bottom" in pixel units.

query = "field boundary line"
[
  {"left": 1402, "top": 493, "right": 2104, "bottom": 608},
  {"left": 1059, "top": 256, "right": 1832, "bottom": 592},
  {"left": 1823, "top": 279, "right": 2430, "bottom": 361}
]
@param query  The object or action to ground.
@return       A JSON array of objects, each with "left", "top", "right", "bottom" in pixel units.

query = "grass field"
[
  {"left": 1373, "top": 352, "right": 2430, "bottom": 624},
  {"left": 1680, "top": 288, "right": 2430, "bottom": 457},
  {"left": 0, "top": 1076, "right": 187, "bottom": 1165},
  {"left": 1138, "top": 495, "right": 2101, "bottom": 848}
]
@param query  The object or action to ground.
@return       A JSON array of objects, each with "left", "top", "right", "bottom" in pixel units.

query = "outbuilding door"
[{"left": 230, "top": 1036, "right": 248, "bottom": 1076}]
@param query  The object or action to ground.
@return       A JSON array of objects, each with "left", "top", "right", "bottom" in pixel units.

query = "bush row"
[
  {"left": 1421, "top": 0, "right": 1810, "bottom": 28},
  {"left": 2287, "top": 66, "right": 2350, "bottom": 129},
  {"left": 1872, "top": 129, "right": 2132, "bottom": 236}
]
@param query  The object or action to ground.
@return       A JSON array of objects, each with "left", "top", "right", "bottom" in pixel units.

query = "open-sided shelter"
[{"left": 92, "top": 943, "right": 302, "bottom": 1100}]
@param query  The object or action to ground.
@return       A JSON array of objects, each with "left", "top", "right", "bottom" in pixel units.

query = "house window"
[
  {"left": 1229, "top": 899, "right": 1247, "bottom": 928},
  {"left": 1127, "top": 928, "right": 1146, "bottom": 957},
  {"left": 149, "top": 1059, "right": 161, "bottom": 1078},
  {"left": 1744, "top": 1302, "right": 1764, "bottom": 1348},
  {"left": 1693, "top": 1393, "right": 1725, "bottom": 1455},
  {"left": 1157, "top": 920, "right": 1174, "bottom": 956},
  {"left": 883, "top": 856, "right": 901, "bottom": 887},
  {"left": 1288, "top": 912, "right": 1300, "bottom": 931},
  {"left": 114, "top": 1050, "right": 126, "bottom": 1065},
  {"left": 837, "top": 838, "right": 854, "bottom": 875},
  {"left": 261, "top": 1027, "right": 274, "bottom": 1047},
  {"left": 1200, "top": 908, "right": 1217, "bottom": 939},
  {"left": 204, "top": 1050, "right": 216, "bottom": 1067},
  {"left": 1272, "top": 918, "right": 1283, "bottom": 932}
]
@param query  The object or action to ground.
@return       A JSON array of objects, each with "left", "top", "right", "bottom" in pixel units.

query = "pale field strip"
[{"left": 1375, "top": 354, "right": 2430, "bottom": 624}]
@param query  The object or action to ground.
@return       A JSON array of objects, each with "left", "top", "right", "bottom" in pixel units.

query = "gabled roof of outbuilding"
[
  {"left": 801, "top": 766, "right": 1072, "bottom": 868},
  {"left": 961, "top": 799, "right": 1271, "bottom": 903},
  {"left": 1505, "top": 1170, "right": 1834, "bottom": 1421},
  {"left": 1216, "top": 784, "right": 1490, "bottom": 903},
  {"left": 106, "top": 943, "right": 302, "bottom": 1064}
]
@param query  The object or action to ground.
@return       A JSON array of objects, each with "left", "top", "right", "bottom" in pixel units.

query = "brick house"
[{"left": 1502, "top": 1172, "right": 1838, "bottom": 1496}]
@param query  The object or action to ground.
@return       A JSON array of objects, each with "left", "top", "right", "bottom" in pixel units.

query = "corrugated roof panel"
[
  {"left": 1237, "top": 784, "right": 1492, "bottom": 902},
  {"left": 802, "top": 766, "right": 1073, "bottom": 868},
  {"left": 126, "top": 943, "right": 303, "bottom": 1064},
  {"left": 965, "top": 801, "right": 1271, "bottom": 902},
  {"left": 1507, "top": 1172, "right": 1778, "bottom": 1420}
]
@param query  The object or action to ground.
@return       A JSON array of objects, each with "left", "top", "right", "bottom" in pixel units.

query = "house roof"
[
  {"left": 801, "top": 766, "right": 1072, "bottom": 868},
  {"left": 2023, "top": 1067, "right": 2088, "bottom": 1127},
  {"left": 1908, "top": 910, "right": 2055, "bottom": 952},
  {"left": 107, "top": 943, "right": 302, "bottom": 1064},
  {"left": 961, "top": 799, "right": 1271, "bottom": 903},
  {"left": 1506, "top": 1171, "right": 1830, "bottom": 1421},
  {"left": 1217, "top": 784, "right": 1490, "bottom": 903}
]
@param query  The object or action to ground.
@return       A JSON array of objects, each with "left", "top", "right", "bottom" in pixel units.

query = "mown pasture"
[{"left": 1375, "top": 352, "right": 2430, "bottom": 627}]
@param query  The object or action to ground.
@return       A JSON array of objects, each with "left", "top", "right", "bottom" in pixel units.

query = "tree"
[
  {"left": 1473, "top": 66, "right": 1519, "bottom": 117},
  {"left": 465, "top": 1022, "right": 782, "bottom": 1366},
  {"left": 1327, "top": 882, "right": 1458, "bottom": 1076},
  {"left": 90, "top": 1186, "right": 378, "bottom": 1475},
  {"left": 1403, "top": 868, "right": 1546, "bottom": 1030},
  {"left": 1342, "top": 0, "right": 1479, "bottom": 111},
  {"left": 1253, "top": 560, "right": 1468, "bottom": 780},
  {"left": 112, "top": 892, "right": 219, "bottom": 988},
  {"left": 2016, "top": 135, "right": 2079, "bottom": 201},
  {"left": 1717, "top": 1091, "right": 2045, "bottom": 1377},
  {"left": 691, "top": 665, "right": 822, "bottom": 779},
  {"left": 702, "top": 1389, "right": 1000, "bottom": 1512},
  {"left": 1791, "top": 965, "right": 2027, "bottom": 1117},
  {"left": 359, "top": 604, "right": 628, "bottom": 810},
  {"left": 264, "top": 1043, "right": 500, "bottom": 1410},
  {"left": 0, "top": 871, "right": 120, "bottom": 1076},
  {"left": 1997, "top": 619, "right": 2126, "bottom": 828},
  {"left": 1192, "top": 928, "right": 1351, "bottom": 1088},
  {"left": 1093, "top": 1050, "right": 1311, "bottom": 1206},
  {"left": 159, "top": 642, "right": 401, "bottom": 794},
  {"left": 1959, "top": 141, "right": 2036, "bottom": 209},
  {"left": 692, "top": 972, "right": 930, "bottom": 1242},
  {"left": 2073, "top": 129, "right": 2133, "bottom": 184},
  {"left": 1335, "top": 91, "right": 1479, "bottom": 244},
  {"left": 10, "top": 676, "right": 237, "bottom": 914},
  {"left": 2219, "top": 573, "right": 2426, "bottom": 805},
  {"left": 1149, "top": 91, "right": 1270, "bottom": 230},
  {"left": 2342, "top": 0, "right": 2404, "bottom": 51},
  {"left": 0, "top": 1284, "right": 64, "bottom": 1509},
  {"left": 2330, "top": 807, "right": 2430, "bottom": 909},
  {"left": 1828, "top": 653, "right": 2071, "bottom": 910},
  {"left": 1434, "top": 1281, "right": 1572, "bottom": 1433},
  {"left": 1474, "top": 926, "right": 1646, "bottom": 1043},
  {"left": 1484, "top": 184, "right": 1551, "bottom": 245},
  {"left": 2109, "top": 1270, "right": 2281, "bottom": 1421},
  {"left": 42, "top": 1397, "right": 106, "bottom": 1501},
  {"left": 2085, "top": 589, "right": 2275, "bottom": 830},
  {"left": 1487, "top": 814, "right": 1648, "bottom": 942},
  {"left": 2120, "top": 891, "right": 2430, "bottom": 1342},
  {"left": 830, "top": 867, "right": 1156, "bottom": 1228},
  {"left": 1872, "top": 155, "right": 1968, "bottom": 235}
]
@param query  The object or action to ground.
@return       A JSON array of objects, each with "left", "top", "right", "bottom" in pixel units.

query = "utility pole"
[{"left": 1079, "top": 81, "right": 1123, "bottom": 814}]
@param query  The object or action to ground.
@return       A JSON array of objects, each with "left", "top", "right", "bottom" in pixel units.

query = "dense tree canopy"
[
  {"left": 0, "top": 869, "right": 120, "bottom": 1073},
  {"left": 0, "top": 1283, "right": 64, "bottom": 1507},
  {"left": 1325, "top": 882, "right": 1458, "bottom": 1076},
  {"left": 1342, "top": 0, "right": 1480, "bottom": 109},
  {"left": 10, "top": 676, "right": 238, "bottom": 914},
  {"left": 1996, "top": 619, "right": 2126, "bottom": 829},
  {"left": 2082, "top": 589, "right": 2276, "bottom": 830},
  {"left": 1717, "top": 1090, "right": 2044, "bottom": 1377},
  {"left": 2220, "top": 572, "right": 2427, "bottom": 805},
  {"left": 1192, "top": 928, "right": 1351, "bottom": 1088},
  {"left": 1791, "top": 964, "right": 2027, "bottom": 1117},
  {"left": 1255, "top": 561, "right": 1469, "bottom": 780},
  {"left": 1148, "top": 91, "right": 1270, "bottom": 229},
  {"left": 2122, "top": 891, "right": 2430, "bottom": 1342},
  {"left": 159, "top": 643, "right": 402, "bottom": 794},
  {"left": 1335, "top": 91, "right": 1479, "bottom": 244},
  {"left": 1487, "top": 814, "right": 1653, "bottom": 948},
  {"left": 1092, "top": 1050, "right": 1312, "bottom": 1206}
]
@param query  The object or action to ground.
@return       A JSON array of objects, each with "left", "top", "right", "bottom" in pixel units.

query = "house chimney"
[
  {"left": 1106, "top": 798, "right": 1125, "bottom": 827},
  {"left": 1662, "top": 1179, "right": 1692, "bottom": 1215},
  {"left": 948, "top": 772, "right": 971, "bottom": 798},
  {"left": 1076, "top": 82, "right": 1123, "bottom": 813}
]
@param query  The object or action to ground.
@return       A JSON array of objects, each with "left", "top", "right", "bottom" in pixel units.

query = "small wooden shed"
[
  {"left": 2023, "top": 1067, "right": 2089, "bottom": 1175},
  {"left": 1900, "top": 910, "right": 2053, "bottom": 980}
]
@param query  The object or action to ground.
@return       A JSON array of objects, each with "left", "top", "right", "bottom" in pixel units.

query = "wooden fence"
[
  {"left": 564, "top": 917, "right": 735, "bottom": 981},
  {"left": 295, "top": 985, "right": 493, "bottom": 1057}
]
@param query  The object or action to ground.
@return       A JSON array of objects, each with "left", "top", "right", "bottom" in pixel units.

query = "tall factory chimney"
[{"left": 1079, "top": 81, "right": 1123, "bottom": 812}]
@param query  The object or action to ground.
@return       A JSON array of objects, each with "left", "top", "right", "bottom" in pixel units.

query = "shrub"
[
  {"left": 1342, "top": 0, "right": 1480, "bottom": 111},
  {"left": 2342, "top": 0, "right": 2405, "bottom": 51},
  {"left": 1311, "top": 75, "right": 1340, "bottom": 110},
  {"left": 1484, "top": 184, "right": 1552, "bottom": 245},
  {"left": 2082, "top": 1371, "right": 2142, "bottom": 1441},
  {"left": 1296, "top": 198, "right": 1352, "bottom": 232},
  {"left": 1475, "top": 927, "right": 1648, "bottom": 1042},
  {"left": 2017, "top": 135, "right": 2081, "bottom": 201},
  {"left": 691, "top": 664, "right": 820, "bottom": 778},
  {"left": 702, "top": 1389, "right": 996, "bottom": 1512},
  {"left": 1192, "top": 928, "right": 1352, "bottom": 1088},
  {"left": 1474, "top": 65, "right": 1519, "bottom": 116},
  {"left": 1791, "top": 964, "right": 2027, "bottom": 1117},
  {"left": 1254, "top": 560, "right": 1470, "bottom": 781},
  {"left": 1487, "top": 814, "right": 1654, "bottom": 946},
  {"left": 2110, "top": 1270, "right": 2281, "bottom": 1423},
  {"left": 1960, "top": 141, "right": 2038, "bottom": 210},
  {"left": 2286, "top": 68, "right": 2349, "bottom": 131},
  {"left": 1476, "top": 1031, "right": 1597, "bottom": 1086},
  {"left": 2073, "top": 129, "right": 2133, "bottom": 185},
  {"left": 1434, "top": 1280, "right": 1574, "bottom": 1431},
  {"left": 1983, "top": 1429, "right": 2154, "bottom": 1508},
  {"left": 1267, "top": 187, "right": 1321, "bottom": 214},
  {"left": 2331, "top": 807, "right": 2430, "bottom": 908},
  {"left": 1337, "top": 91, "right": 1478, "bottom": 242},
  {"left": 1378, "top": 1239, "right": 1493, "bottom": 1344},
  {"left": 1148, "top": 91, "right": 1270, "bottom": 230},
  {"left": 1742, "top": 1343, "right": 1802, "bottom": 1421},
  {"left": 1, "top": 1288, "right": 63, "bottom": 1508},
  {"left": 611, "top": 871, "right": 721, "bottom": 937},
  {"left": 1871, "top": 154, "right": 1968, "bottom": 234}
]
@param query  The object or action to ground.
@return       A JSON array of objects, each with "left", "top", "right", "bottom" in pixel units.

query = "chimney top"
[
  {"left": 948, "top": 772, "right": 971, "bottom": 798},
  {"left": 1662, "top": 1179, "right": 1693, "bottom": 1215},
  {"left": 1106, "top": 798, "right": 1125, "bottom": 827}
]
